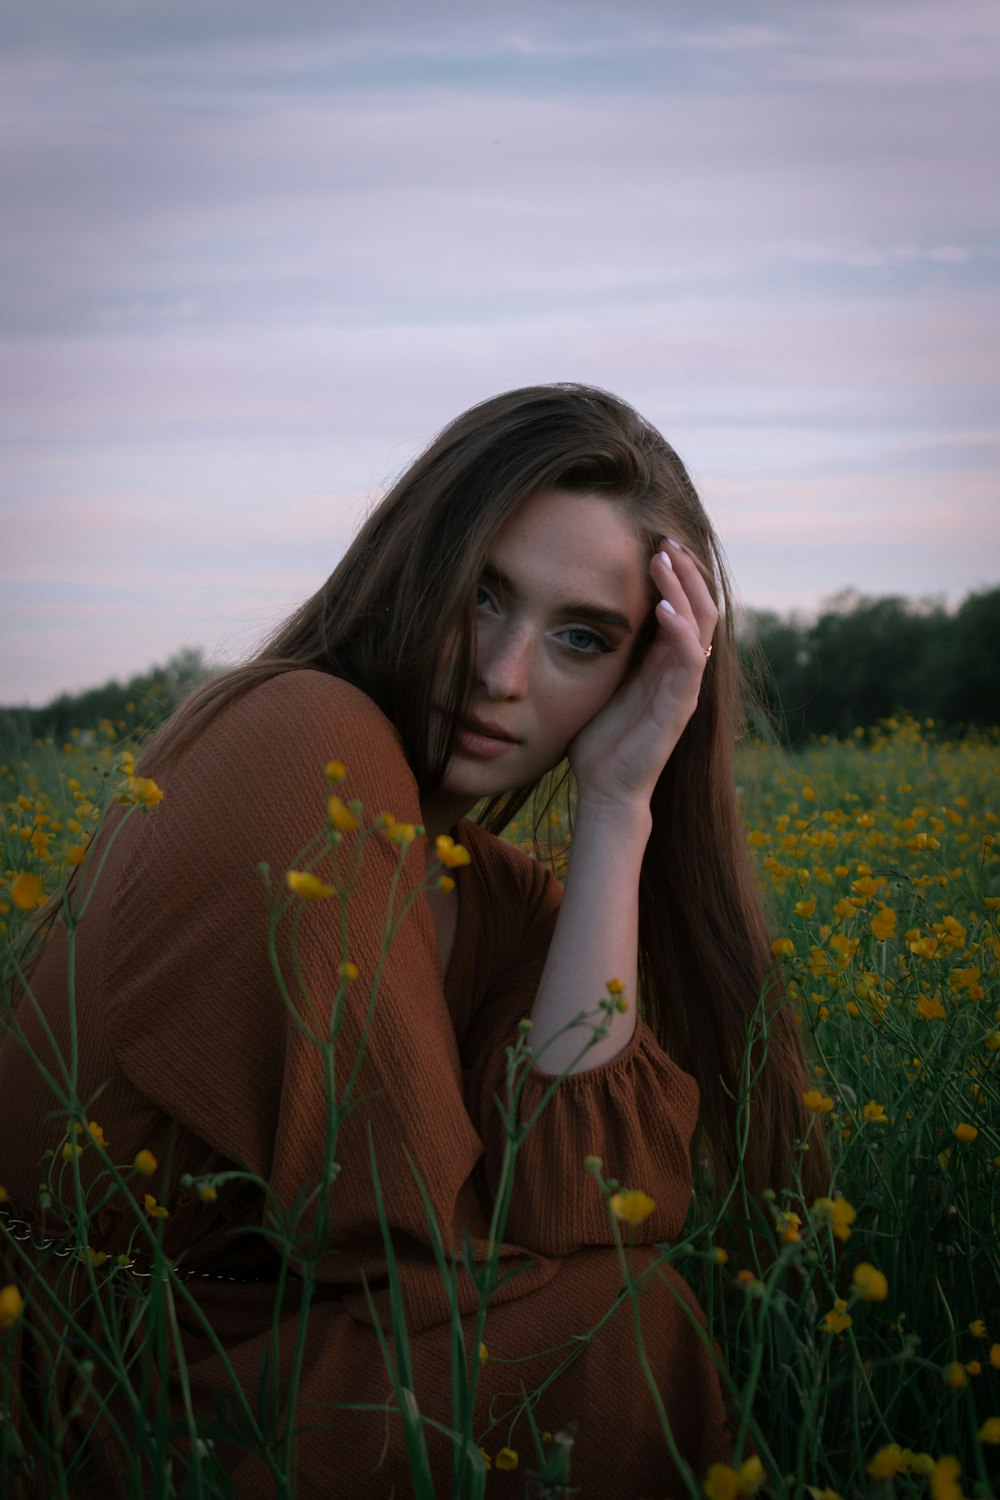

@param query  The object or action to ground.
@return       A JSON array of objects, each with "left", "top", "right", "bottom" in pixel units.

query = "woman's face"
[{"left": 427, "top": 489, "right": 655, "bottom": 824}]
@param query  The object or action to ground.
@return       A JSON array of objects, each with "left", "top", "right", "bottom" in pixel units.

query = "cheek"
[{"left": 550, "top": 667, "right": 624, "bottom": 742}]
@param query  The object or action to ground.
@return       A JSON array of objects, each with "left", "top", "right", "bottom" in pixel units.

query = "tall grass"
[{"left": 1, "top": 715, "right": 998, "bottom": 1498}]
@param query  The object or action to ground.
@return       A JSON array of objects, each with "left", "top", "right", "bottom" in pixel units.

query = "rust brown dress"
[{"left": 0, "top": 671, "right": 734, "bottom": 1497}]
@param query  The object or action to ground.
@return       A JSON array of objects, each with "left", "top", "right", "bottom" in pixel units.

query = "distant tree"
[
  {"left": 1, "top": 649, "right": 216, "bottom": 747},
  {"left": 738, "top": 586, "right": 999, "bottom": 743},
  {"left": 936, "top": 588, "right": 1000, "bottom": 727},
  {"left": 738, "top": 609, "right": 818, "bottom": 746}
]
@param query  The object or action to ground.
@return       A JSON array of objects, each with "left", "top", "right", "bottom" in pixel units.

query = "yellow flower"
[
  {"left": 916, "top": 993, "right": 947, "bottom": 1020},
  {"left": 794, "top": 899, "right": 816, "bottom": 918},
  {"left": 954, "top": 1123, "right": 978, "bottom": 1143},
  {"left": 145, "top": 1193, "right": 169, "bottom": 1220},
  {"left": 609, "top": 1190, "right": 656, "bottom": 1225},
  {"left": 0, "top": 1186, "right": 7, "bottom": 1204},
  {"left": 118, "top": 775, "right": 164, "bottom": 808},
  {"left": 965, "top": 1360, "right": 980, "bottom": 1376},
  {"left": 821, "top": 1299, "right": 852, "bottom": 1335},
  {"left": 870, "top": 905, "right": 897, "bottom": 942},
  {"left": 286, "top": 870, "right": 335, "bottom": 901},
  {"left": 990, "top": 1342, "right": 1000, "bottom": 1368},
  {"left": 703, "top": 1463, "right": 740, "bottom": 1500},
  {"left": 338, "top": 961, "right": 359, "bottom": 981},
  {"left": 770, "top": 937, "right": 795, "bottom": 957},
  {"left": 737, "top": 1456, "right": 766, "bottom": 1495},
  {"left": 863, "top": 1101, "right": 888, "bottom": 1125},
  {"left": 979, "top": 1418, "right": 1000, "bottom": 1444},
  {"left": 134, "top": 1149, "right": 158, "bottom": 1175},
  {"left": 712, "top": 1247, "right": 729, "bottom": 1265},
  {"left": 803, "top": 1089, "right": 834, "bottom": 1114},
  {"left": 866, "top": 1445, "right": 909, "bottom": 1480},
  {"left": 327, "top": 796, "right": 358, "bottom": 833},
  {"left": 478, "top": 1342, "right": 488, "bottom": 1364},
  {"left": 435, "top": 834, "right": 471, "bottom": 868},
  {"left": 10, "top": 871, "right": 45, "bottom": 910},
  {"left": 813, "top": 1195, "right": 856, "bottom": 1241},
  {"left": 197, "top": 1182, "right": 218, "bottom": 1203},
  {"left": 943, "top": 1362, "right": 968, "bottom": 1389},
  {"left": 930, "top": 1455, "right": 963, "bottom": 1500},
  {"left": 80, "top": 1246, "right": 108, "bottom": 1267},
  {"left": 606, "top": 977, "right": 625, "bottom": 995},
  {"left": 65, "top": 844, "right": 87, "bottom": 867},
  {"left": 478, "top": 1446, "right": 491, "bottom": 1470},
  {"left": 436, "top": 875, "right": 456, "bottom": 894},
  {"left": 495, "top": 1447, "right": 518, "bottom": 1471},
  {"left": 85, "top": 1120, "right": 108, "bottom": 1149},
  {"left": 852, "top": 1263, "right": 888, "bottom": 1301},
  {"left": 30, "top": 828, "right": 51, "bottom": 858},
  {"left": 0, "top": 1283, "right": 25, "bottom": 1329},
  {"left": 970, "top": 1319, "right": 987, "bottom": 1338},
  {"left": 324, "top": 759, "right": 347, "bottom": 783},
  {"left": 779, "top": 1211, "right": 802, "bottom": 1244},
  {"left": 61, "top": 1141, "right": 83, "bottom": 1161}
]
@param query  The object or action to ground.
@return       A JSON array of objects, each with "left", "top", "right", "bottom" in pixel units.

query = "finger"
[
  {"left": 663, "top": 537, "right": 719, "bottom": 649},
  {"left": 649, "top": 548, "right": 699, "bottom": 635},
  {"left": 653, "top": 597, "right": 712, "bottom": 670}
]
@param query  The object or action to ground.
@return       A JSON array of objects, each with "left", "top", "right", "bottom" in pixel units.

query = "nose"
[{"left": 477, "top": 622, "right": 531, "bottom": 700}]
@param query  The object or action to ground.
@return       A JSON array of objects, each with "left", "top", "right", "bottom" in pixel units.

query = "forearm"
[{"left": 528, "top": 798, "right": 652, "bottom": 1076}]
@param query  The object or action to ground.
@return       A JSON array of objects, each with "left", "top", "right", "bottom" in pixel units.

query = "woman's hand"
[{"left": 567, "top": 537, "right": 718, "bottom": 811}]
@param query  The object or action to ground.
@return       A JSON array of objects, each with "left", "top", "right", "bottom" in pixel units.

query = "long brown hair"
[{"left": 143, "top": 383, "right": 831, "bottom": 1217}]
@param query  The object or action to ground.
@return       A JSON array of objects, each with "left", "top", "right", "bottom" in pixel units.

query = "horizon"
[{"left": 5, "top": 578, "right": 996, "bottom": 712}]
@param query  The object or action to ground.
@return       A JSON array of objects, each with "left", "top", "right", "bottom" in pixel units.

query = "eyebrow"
[{"left": 480, "top": 561, "right": 635, "bottom": 635}]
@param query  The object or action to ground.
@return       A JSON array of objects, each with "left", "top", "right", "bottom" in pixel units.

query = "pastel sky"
[{"left": 3, "top": 0, "right": 999, "bottom": 705}]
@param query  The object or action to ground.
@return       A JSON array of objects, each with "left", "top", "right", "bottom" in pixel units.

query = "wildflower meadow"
[{"left": 1, "top": 711, "right": 998, "bottom": 1499}]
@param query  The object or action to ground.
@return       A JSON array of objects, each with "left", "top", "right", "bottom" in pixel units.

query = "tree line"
[
  {"left": 2, "top": 587, "right": 998, "bottom": 754},
  {"left": 738, "top": 585, "right": 999, "bottom": 744}
]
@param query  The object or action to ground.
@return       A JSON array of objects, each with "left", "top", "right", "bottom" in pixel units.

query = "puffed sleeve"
[{"left": 460, "top": 837, "right": 701, "bottom": 1257}]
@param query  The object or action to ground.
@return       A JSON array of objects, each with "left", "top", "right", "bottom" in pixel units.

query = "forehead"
[{"left": 490, "top": 490, "right": 650, "bottom": 618}]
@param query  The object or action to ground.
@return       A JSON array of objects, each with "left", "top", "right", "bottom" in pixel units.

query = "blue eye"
[{"left": 560, "top": 627, "right": 612, "bottom": 655}]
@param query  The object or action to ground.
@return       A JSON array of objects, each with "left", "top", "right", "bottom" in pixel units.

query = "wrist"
[{"left": 572, "top": 793, "right": 653, "bottom": 844}]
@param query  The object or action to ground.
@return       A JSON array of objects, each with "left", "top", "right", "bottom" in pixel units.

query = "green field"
[{"left": 2, "top": 716, "right": 999, "bottom": 1499}]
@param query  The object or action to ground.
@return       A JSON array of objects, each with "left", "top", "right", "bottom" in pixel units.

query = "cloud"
[{"left": 1, "top": 0, "right": 997, "bottom": 701}]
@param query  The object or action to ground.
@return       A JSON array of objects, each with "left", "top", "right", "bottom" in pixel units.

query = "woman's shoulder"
[
  {"left": 207, "top": 670, "right": 406, "bottom": 770},
  {"left": 148, "top": 670, "right": 414, "bottom": 838},
  {"left": 240, "top": 669, "right": 399, "bottom": 737}
]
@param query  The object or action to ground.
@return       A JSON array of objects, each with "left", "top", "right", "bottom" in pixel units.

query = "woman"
[{"left": 1, "top": 384, "right": 829, "bottom": 1497}]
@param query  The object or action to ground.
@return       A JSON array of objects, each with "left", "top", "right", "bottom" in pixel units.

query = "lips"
[{"left": 460, "top": 713, "right": 519, "bottom": 743}]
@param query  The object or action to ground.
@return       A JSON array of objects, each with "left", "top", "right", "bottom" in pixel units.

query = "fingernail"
[
  {"left": 658, "top": 550, "right": 673, "bottom": 571},
  {"left": 657, "top": 598, "right": 676, "bottom": 615},
  {"left": 667, "top": 536, "right": 683, "bottom": 551}
]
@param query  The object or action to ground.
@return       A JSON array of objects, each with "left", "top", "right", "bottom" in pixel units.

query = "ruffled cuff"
[{"left": 476, "top": 1019, "right": 700, "bottom": 1255}]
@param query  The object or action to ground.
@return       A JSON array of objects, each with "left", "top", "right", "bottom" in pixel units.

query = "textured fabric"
[{"left": 0, "top": 670, "right": 734, "bottom": 1497}]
